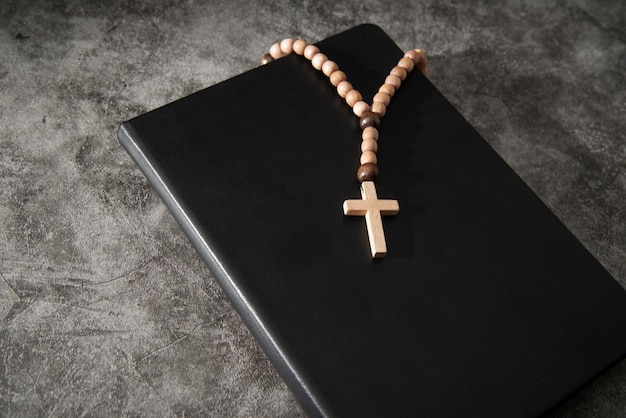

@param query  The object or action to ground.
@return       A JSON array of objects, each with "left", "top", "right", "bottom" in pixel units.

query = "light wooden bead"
[
  {"left": 292, "top": 39, "right": 308, "bottom": 55},
  {"left": 385, "top": 74, "right": 401, "bottom": 89},
  {"left": 270, "top": 43, "right": 284, "bottom": 59},
  {"left": 398, "top": 56, "right": 415, "bottom": 72},
  {"left": 361, "top": 138, "right": 378, "bottom": 153},
  {"left": 352, "top": 101, "right": 370, "bottom": 117},
  {"left": 345, "top": 90, "right": 362, "bottom": 107},
  {"left": 360, "top": 151, "right": 378, "bottom": 165},
  {"left": 311, "top": 53, "right": 328, "bottom": 70},
  {"left": 372, "top": 102, "right": 387, "bottom": 117},
  {"left": 391, "top": 66, "right": 408, "bottom": 81},
  {"left": 280, "top": 38, "right": 294, "bottom": 54},
  {"left": 379, "top": 83, "right": 395, "bottom": 98},
  {"left": 415, "top": 49, "right": 428, "bottom": 75},
  {"left": 329, "top": 70, "right": 346, "bottom": 86},
  {"left": 304, "top": 45, "right": 320, "bottom": 60},
  {"left": 404, "top": 49, "right": 424, "bottom": 65},
  {"left": 373, "top": 91, "right": 391, "bottom": 106},
  {"left": 322, "top": 60, "right": 339, "bottom": 77},
  {"left": 405, "top": 49, "right": 428, "bottom": 75},
  {"left": 362, "top": 127, "right": 379, "bottom": 141},
  {"left": 337, "top": 80, "right": 353, "bottom": 98}
]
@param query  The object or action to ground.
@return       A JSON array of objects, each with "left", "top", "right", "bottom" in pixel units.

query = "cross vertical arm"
[{"left": 343, "top": 181, "right": 399, "bottom": 258}]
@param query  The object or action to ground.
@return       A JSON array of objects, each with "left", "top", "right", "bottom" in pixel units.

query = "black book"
[{"left": 118, "top": 24, "right": 626, "bottom": 417}]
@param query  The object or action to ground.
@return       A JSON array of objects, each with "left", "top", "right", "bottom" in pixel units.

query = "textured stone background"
[{"left": 1, "top": 0, "right": 625, "bottom": 416}]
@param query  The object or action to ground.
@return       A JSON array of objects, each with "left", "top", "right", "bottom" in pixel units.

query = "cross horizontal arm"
[{"left": 343, "top": 199, "right": 399, "bottom": 215}]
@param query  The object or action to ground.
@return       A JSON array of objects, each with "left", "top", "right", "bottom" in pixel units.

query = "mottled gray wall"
[{"left": 1, "top": 0, "right": 624, "bottom": 416}]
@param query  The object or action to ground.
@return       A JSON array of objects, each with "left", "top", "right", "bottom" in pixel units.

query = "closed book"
[{"left": 118, "top": 24, "right": 626, "bottom": 417}]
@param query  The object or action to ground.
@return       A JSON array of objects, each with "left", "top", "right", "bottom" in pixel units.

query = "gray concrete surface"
[{"left": 1, "top": 0, "right": 625, "bottom": 416}]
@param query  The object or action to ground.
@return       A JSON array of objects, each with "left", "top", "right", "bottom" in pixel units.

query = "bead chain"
[{"left": 260, "top": 38, "right": 428, "bottom": 183}]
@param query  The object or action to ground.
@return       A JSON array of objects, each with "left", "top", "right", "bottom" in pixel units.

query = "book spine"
[{"left": 117, "top": 123, "right": 327, "bottom": 417}]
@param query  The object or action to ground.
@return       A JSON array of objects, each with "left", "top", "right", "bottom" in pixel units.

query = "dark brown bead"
[
  {"left": 260, "top": 53, "right": 274, "bottom": 65},
  {"left": 357, "top": 163, "right": 379, "bottom": 182},
  {"left": 359, "top": 110, "right": 381, "bottom": 129}
]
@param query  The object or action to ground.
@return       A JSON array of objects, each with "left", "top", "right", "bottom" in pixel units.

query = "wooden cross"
[{"left": 343, "top": 181, "right": 399, "bottom": 258}]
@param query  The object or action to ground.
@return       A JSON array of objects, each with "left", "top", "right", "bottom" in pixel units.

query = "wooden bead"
[
  {"left": 416, "top": 49, "right": 428, "bottom": 76},
  {"left": 405, "top": 49, "right": 428, "bottom": 75},
  {"left": 352, "top": 101, "right": 370, "bottom": 117},
  {"left": 390, "top": 66, "right": 408, "bottom": 81},
  {"left": 361, "top": 138, "right": 378, "bottom": 153},
  {"left": 379, "top": 83, "right": 395, "bottom": 98},
  {"left": 329, "top": 70, "right": 346, "bottom": 86},
  {"left": 260, "top": 53, "right": 274, "bottom": 65},
  {"left": 337, "top": 80, "right": 353, "bottom": 98},
  {"left": 322, "top": 60, "right": 338, "bottom": 77},
  {"left": 404, "top": 49, "right": 423, "bottom": 64},
  {"left": 280, "top": 38, "right": 294, "bottom": 54},
  {"left": 362, "top": 126, "right": 379, "bottom": 141},
  {"left": 303, "top": 45, "right": 320, "bottom": 60},
  {"left": 270, "top": 43, "right": 284, "bottom": 59},
  {"left": 373, "top": 91, "right": 391, "bottom": 106},
  {"left": 311, "top": 53, "right": 328, "bottom": 70},
  {"left": 385, "top": 74, "right": 401, "bottom": 89},
  {"left": 357, "top": 163, "right": 379, "bottom": 182},
  {"left": 292, "top": 39, "right": 308, "bottom": 55},
  {"left": 372, "top": 102, "right": 387, "bottom": 117},
  {"left": 360, "top": 151, "right": 378, "bottom": 165},
  {"left": 345, "top": 90, "right": 363, "bottom": 107},
  {"left": 398, "top": 56, "right": 415, "bottom": 72},
  {"left": 359, "top": 111, "right": 381, "bottom": 129}
]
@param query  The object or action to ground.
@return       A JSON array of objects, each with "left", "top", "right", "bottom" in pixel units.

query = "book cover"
[{"left": 118, "top": 24, "right": 626, "bottom": 417}]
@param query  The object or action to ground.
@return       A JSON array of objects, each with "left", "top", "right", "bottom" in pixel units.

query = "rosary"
[{"left": 261, "top": 38, "right": 428, "bottom": 258}]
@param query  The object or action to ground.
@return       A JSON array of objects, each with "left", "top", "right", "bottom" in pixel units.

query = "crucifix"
[
  {"left": 259, "top": 39, "right": 427, "bottom": 258},
  {"left": 343, "top": 181, "right": 399, "bottom": 258}
]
